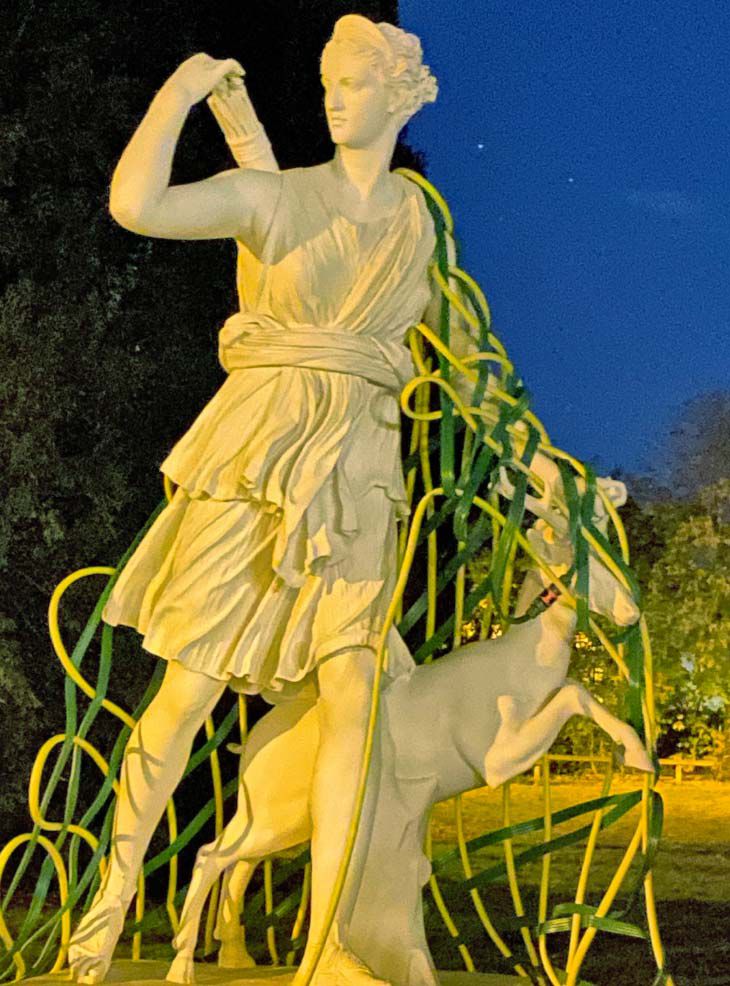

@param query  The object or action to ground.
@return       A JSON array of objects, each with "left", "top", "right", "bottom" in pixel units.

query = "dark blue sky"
[{"left": 400, "top": 0, "right": 730, "bottom": 476}]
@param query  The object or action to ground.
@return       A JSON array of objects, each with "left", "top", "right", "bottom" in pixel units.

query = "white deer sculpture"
[{"left": 167, "top": 479, "right": 653, "bottom": 986}]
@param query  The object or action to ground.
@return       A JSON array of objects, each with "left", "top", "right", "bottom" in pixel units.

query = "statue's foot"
[
  {"left": 68, "top": 893, "right": 126, "bottom": 984},
  {"left": 217, "top": 938, "right": 257, "bottom": 970},
  {"left": 309, "top": 942, "right": 391, "bottom": 985},
  {"left": 166, "top": 953, "right": 196, "bottom": 984}
]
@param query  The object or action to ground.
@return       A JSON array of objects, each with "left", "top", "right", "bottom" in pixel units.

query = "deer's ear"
[
  {"left": 597, "top": 477, "right": 628, "bottom": 508},
  {"left": 526, "top": 523, "right": 572, "bottom": 569}
]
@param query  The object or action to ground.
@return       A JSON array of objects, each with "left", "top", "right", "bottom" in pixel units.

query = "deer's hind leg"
[
  {"left": 166, "top": 697, "right": 318, "bottom": 984},
  {"left": 215, "top": 860, "right": 259, "bottom": 969}
]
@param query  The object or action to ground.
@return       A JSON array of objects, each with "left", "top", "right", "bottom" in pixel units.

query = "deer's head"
[
  {"left": 526, "top": 518, "right": 640, "bottom": 627},
  {"left": 497, "top": 454, "right": 629, "bottom": 538}
]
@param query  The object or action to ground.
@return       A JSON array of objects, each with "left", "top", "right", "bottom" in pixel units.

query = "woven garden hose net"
[{"left": 0, "top": 172, "right": 674, "bottom": 986}]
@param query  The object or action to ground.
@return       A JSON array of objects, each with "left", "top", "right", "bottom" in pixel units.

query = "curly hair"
[{"left": 322, "top": 14, "right": 438, "bottom": 124}]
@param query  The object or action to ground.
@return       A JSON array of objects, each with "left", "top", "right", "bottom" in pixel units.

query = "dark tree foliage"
[
  {"left": 0, "top": 0, "right": 428, "bottom": 832},
  {"left": 662, "top": 390, "right": 730, "bottom": 499}
]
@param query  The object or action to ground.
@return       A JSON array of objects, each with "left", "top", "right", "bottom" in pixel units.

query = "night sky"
[{"left": 400, "top": 0, "right": 730, "bottom": 476}]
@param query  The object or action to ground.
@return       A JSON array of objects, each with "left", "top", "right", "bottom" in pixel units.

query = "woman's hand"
[{"left": 162, "top": 52, "right": 245, "bottom": 107}]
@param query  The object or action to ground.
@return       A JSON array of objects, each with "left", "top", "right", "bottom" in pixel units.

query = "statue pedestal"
[{"left": 25, "top": 959, "right": 522, "bottom": 985}]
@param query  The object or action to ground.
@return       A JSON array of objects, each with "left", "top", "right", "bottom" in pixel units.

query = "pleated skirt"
[{"left": 102, "top": 483, "right": 414, "bottom": 705}]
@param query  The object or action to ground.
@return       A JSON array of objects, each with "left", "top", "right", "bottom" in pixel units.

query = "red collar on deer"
[{"left": 539, "top": 583, "right": 562, "bottom": 607}]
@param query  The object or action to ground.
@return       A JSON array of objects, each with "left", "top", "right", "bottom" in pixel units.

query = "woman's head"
[{"left": 320, "top": 15, "right": 438, "bottom": 147}]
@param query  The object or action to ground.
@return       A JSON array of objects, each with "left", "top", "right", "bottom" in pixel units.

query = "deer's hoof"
[
  {"left": 218, "top": 940, "right": 257, "bottom": 969},
  {"left": 166, "top": 954, "right": 196, "bottom": 984},
  {"left": 623, "top": 744, "right": 654, "bottom": 774},
  {"left": 74, "top": 961, "right": 110, "bottom": 986}
]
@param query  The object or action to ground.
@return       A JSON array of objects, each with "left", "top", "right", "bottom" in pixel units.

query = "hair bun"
[{"left": 326, "top": 15, "right": 438, "bottom": 122}]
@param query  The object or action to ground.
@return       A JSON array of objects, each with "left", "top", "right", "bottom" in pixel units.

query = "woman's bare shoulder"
[
  {"left": 279, "top": 162, "right": 328, "bottom": 188},
  {"left": 225, "top": 166, "right": 284, "bottom": 196},
  {"left": 294, "top": 162, "right": 329, "bottom": 175}
]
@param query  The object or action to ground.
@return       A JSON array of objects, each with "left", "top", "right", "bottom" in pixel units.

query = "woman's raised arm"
[{"left": 109, "top": 53, "right": 280, "bottom": 242}]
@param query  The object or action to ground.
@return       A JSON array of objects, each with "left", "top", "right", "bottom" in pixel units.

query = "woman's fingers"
[
  {"left": 209, "top": 58, "right": 244, "bottom": 83},
  {"left": 213, "top": 58, "right": 245, "bottom": 95},
  {"left": 209, "top": 59, "right": 245, "bottom": 98},
  {"left": 167, "top": 53, "right": 246, "bottom": 105},
  {"left": 220, "top": 58, "right": 245, "bottom": 78},
  {"left": 213, "top": 58, "right": 246, "bottom": 97}
]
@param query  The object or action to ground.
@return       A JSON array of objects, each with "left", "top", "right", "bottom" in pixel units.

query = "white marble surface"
[{"left": 26, "top": 959, "right": 522, "bottom": 986}]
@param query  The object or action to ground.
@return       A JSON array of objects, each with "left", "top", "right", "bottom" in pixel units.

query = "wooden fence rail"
[{"left": 531, "top": 753, "right": 718, "bottom": 785}]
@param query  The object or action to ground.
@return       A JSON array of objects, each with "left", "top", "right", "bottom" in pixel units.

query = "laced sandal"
[
  {"left": 68, "top": 893, "right": 127, "bottom": 984},
  {"left": 311, "top": 941, "right": 391, "bottom": 985}
]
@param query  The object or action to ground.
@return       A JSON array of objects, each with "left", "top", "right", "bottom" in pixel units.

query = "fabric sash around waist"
[{"left": 218, "top": 312, "right": 413, "bottom": 394}]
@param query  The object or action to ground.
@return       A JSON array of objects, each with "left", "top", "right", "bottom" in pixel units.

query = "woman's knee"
[
  {"left": 147, "top": 659, "right": 225, "bottom": 727},
  {"left": 317, "top": 647, "right": 377, "bottom": 726}
]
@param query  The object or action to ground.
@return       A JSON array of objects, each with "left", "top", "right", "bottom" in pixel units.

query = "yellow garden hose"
[{"left": 0, "top": 169, "right": 673, "bottom": 986}]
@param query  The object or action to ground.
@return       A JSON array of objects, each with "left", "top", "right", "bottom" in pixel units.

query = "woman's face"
[{"left": 320, "top": 43, "right": 395, "bottom": 148}]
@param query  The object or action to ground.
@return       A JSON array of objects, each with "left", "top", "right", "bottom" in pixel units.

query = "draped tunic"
[{"left": 102, "top": 164, "right": 437, "bottom": 704}]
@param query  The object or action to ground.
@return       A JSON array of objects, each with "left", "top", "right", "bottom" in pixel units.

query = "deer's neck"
[{"left": 513, "top": 569, "right": 577, "bottom": 669}]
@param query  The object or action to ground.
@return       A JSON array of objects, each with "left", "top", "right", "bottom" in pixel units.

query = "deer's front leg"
[
  {"left": 483, "top": 680, "right": 654, "bottom": 788},
  {"left": 572, "top": 682, "right": 653, "bottom": 772},
  {"left": 483, "top": 684, "right": 587, "bottom": 787}
]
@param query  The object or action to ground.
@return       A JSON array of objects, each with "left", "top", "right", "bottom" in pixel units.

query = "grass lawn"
[
  {"left": 2, "top": 779, "right": 728, "bottom": 985},
  {"left": 425, "top": 776, "right": 730, "bottom": 985}
]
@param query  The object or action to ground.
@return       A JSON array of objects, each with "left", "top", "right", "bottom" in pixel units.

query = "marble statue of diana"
[{"left": 67, "top": 14, "right": 443, "bottom": 986}]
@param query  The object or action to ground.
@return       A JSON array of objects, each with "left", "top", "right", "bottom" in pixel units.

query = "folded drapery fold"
[
  {"left": 102, "top": 164, "right": 437, "bottom": 701},
  {"left": 218, "top": 311, "right": 415, "bottom": 392}
]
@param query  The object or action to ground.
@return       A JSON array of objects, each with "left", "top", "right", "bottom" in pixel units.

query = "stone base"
[{"left": 25, "top": 958, "right": 522, "bottom": 985}]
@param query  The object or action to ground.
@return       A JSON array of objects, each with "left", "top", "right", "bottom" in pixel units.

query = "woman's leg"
[
  {"left": 295, "top": 646, "right": 387, "bottom": 985},
  {"left": 69, "top": 659, "right": 226, "bottom": 982}
]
